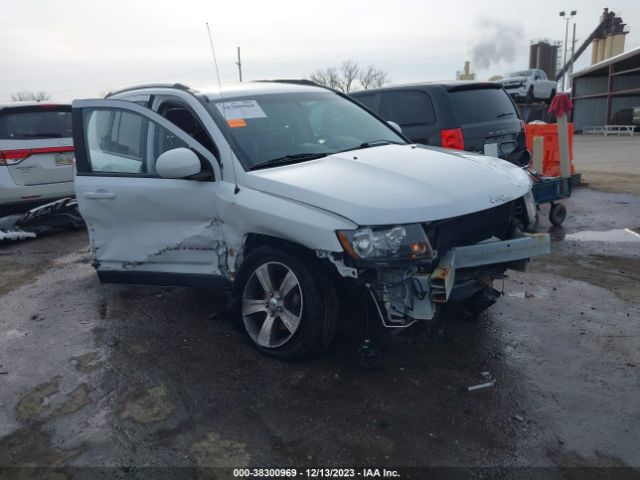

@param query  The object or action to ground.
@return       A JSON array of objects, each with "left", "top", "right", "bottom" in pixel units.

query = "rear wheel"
[
  {"left": 549, "top": 202, "right": 567, "bottom": 226},
  {"left": 237, "top": 246, "right": 338, "bottom": 360}
]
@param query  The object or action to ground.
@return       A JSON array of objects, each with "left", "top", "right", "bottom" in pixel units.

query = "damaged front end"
[{"left": 332, "top": 197, "right": 550, "bottom": 327}]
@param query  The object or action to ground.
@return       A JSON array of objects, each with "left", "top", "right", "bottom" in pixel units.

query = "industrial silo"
[{"left": 529, "top": 40, "right": 559, "bottom": 79}]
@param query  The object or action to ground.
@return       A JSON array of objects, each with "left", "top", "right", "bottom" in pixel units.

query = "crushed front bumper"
[
  {"left": 369, "top": 233, "right": 550, "bottom": 326},
  {"left": 431, "top": 233, "right": 550, "bottom": 300}
]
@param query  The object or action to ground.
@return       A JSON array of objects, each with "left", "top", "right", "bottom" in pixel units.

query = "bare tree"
[
  {"left": 310, "top": 61, "right": 389, "bottom": 92},
  {"left": 339, "top": 60, "right": 360, "bottom": 93},
  {"left": 309, "top": 67, "right": 341, "bottom": 91},
  {"left": 11, "top": 90, "right": 51, "bottom": 102},
  {"left": 359, "top": 65, "right": 390, "bottom": 89}
]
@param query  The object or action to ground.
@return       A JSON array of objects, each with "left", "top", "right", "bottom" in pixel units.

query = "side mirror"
[
  {"left": 156, "top": 147, "right": 201, "bottom": 179},
  {"left": 388, "top": 121, "right": 402, "bottom": 134}
]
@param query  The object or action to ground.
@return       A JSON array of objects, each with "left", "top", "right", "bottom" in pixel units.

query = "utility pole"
[
  {"left": 236, "top": 46, "right": 243, "bottom": 82},
  {"left": 569, "top": 22, "right": 577, "bottom": 90},
  {"left": 559, "top": 10, "right": 577, "bottom": 91}
]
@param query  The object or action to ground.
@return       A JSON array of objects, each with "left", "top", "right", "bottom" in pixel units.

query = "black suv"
[{"left": 350, "top": 82, "right": 530, "bottom": 166}]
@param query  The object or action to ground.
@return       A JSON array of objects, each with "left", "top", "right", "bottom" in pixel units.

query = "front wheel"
[
  {"left": 526, "top": 86, "right": 535, "bottom": 103},
  {"left": 237, "top": 246, "right": 338, "bottom": 360}
]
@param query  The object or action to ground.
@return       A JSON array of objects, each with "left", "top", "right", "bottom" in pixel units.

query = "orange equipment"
[{"left": 525, "top": 123, "right": 575, "bottom": 177}]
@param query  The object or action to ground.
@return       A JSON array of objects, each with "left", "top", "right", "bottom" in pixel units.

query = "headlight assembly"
[{"left": 337, "top": 224, "right": 435, "bottom": 261}]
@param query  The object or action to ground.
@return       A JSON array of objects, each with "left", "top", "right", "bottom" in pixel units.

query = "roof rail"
[
  {"left": 255, "top": 79, "right": 321, "bottom": 87},
  {"left": 255, "top": 78, "right": 346, "bottom": 97},
  {"left": 105, "top": 83, "right": 194, "bottom": 98}
]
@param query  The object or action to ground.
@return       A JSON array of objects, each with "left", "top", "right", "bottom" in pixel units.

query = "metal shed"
[{"left": 571, "top": 46, "right": 640, "bottom": 130}]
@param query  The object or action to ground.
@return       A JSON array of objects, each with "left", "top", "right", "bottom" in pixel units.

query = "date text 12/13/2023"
[{"left": 232, "top": 468, "right": 401, "bottom": 478}]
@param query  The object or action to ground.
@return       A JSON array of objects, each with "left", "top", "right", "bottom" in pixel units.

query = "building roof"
[{"left": 573, "top": 46, "right": 640, "bottom": 78}]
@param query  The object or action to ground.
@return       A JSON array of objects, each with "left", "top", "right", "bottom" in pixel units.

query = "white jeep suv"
[
  {"left": 0, "top": 103, "right": 74, "bottom": 207},
  {"left": 71, "top": 81, "right": 548, "bottom": 359}
]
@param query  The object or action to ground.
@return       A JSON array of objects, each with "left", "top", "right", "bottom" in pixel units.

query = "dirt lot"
[
  {"left": 1, "top": 185, "right": 639, "bottom": 478},
  {"left": 574, "top": 135, "right": 640, "bottom": 195}
]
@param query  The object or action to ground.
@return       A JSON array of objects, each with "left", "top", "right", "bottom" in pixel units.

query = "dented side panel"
[
  {"left": 78, "top": 174, "right": 356, "bottom": 280},
  {"left": 76, "top": 175, "right": 228, "bottom": 275},
  {"left": 217, "top": 183, "right": 357, "bottom": 276}
]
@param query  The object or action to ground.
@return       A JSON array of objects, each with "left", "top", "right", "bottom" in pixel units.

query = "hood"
[{"left": 244, "top": 144, "right": 531, "bottom": 226}]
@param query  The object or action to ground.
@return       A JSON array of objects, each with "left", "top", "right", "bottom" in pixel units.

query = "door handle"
[{"left": 84, "top": 191, "right": 116, "bottom": 200}]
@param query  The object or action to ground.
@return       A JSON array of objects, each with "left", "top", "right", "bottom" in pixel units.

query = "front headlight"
[
  {"left": 523, "top": 190, "right": 537, "bottom": 224},
  {"left": 337, "top": 224, "right": 435, "bottom": 261}
]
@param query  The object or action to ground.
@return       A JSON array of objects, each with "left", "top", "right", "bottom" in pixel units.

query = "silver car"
[{"left": 0, "top": 103, "right": 74, "bottom": 207}]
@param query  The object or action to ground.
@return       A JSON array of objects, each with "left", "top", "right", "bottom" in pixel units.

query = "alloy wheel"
[{"left": 241, "top": 261, "right": 304, "bottom": 348}]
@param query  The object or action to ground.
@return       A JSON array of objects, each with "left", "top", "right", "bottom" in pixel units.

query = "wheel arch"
[{"left": 230, "top": 233, "right": 346, "bottom": 301}]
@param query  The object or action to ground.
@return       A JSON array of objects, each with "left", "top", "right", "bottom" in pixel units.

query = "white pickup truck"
[{"left": 500, "top": 69, "right": 558, "bottom": 103}]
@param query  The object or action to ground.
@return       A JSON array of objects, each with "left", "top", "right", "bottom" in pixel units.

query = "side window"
[
  {"left": 159, "top": 104, "right": 220, "bottom": 159},
  {"left": 83, "top": 108, "right": 189, "bottom": 175},
  {"left": 117, "top": 111, "right": 144, "bottom": 158},
  {"left": 381, "top": 91, "right": 436, "bottom": 126},
  {"left": 352, "top": 93, "right": 378, "bottom": 112}
]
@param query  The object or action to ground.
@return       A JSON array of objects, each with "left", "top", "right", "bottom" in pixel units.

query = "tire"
[
  {"left": 235, "top": 246, "right": 338, "bottom": 360},
  {"left": 526, "top": 86, "right": 535, "bottom": 103},
  {"left": 549, "top": 203, "right": 567, "bottom": 226}
]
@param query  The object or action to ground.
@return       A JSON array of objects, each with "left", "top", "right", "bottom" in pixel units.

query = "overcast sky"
[{"left": 1, "top": 0, "right": 638, "bottom": 102}]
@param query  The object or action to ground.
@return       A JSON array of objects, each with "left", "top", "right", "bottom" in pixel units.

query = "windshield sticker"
[
  {"left": 227, "top": 118, "right": 247, "bottom": 128},
  {"left": 216, "top": 100, "right": 267, "bottom": 120}
]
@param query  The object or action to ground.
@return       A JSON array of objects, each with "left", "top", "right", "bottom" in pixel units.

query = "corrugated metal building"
[{"left": 572, "top": 46, "right": 640, "bottom": 130}]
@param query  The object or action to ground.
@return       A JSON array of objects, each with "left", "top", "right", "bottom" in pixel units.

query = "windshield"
[
  {"left": 208, "top": 91, "right": 406, "bottom": 169},
  {"left": 509, "top": 70, "right": 532, "bottom": 77}
]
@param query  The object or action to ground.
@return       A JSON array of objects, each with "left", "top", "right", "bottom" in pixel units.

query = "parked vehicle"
[
  {"left": 350, "top": 82, "right": 530, "bottom": 166},
  {"left": 0, "top": 103, "right": 74, "bottom": 207},
  {"left": 71, "top": 81, "right": 549, "bottom": 359},
  {"left": 499, "top": 69, "right": 558, "bottom": 103}
]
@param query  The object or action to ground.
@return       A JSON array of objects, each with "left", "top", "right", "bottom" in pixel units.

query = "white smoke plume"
[{"left": 470, "top": 18, "right": 524, "bottom": 70}]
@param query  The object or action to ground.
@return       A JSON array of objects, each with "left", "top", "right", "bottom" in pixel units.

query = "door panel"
[
  {"left": 78, "top": 175, "right": 225, "bottom": 274},
  {"left": 72, "top": 99, "right": 225, "bottom": 277}
]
